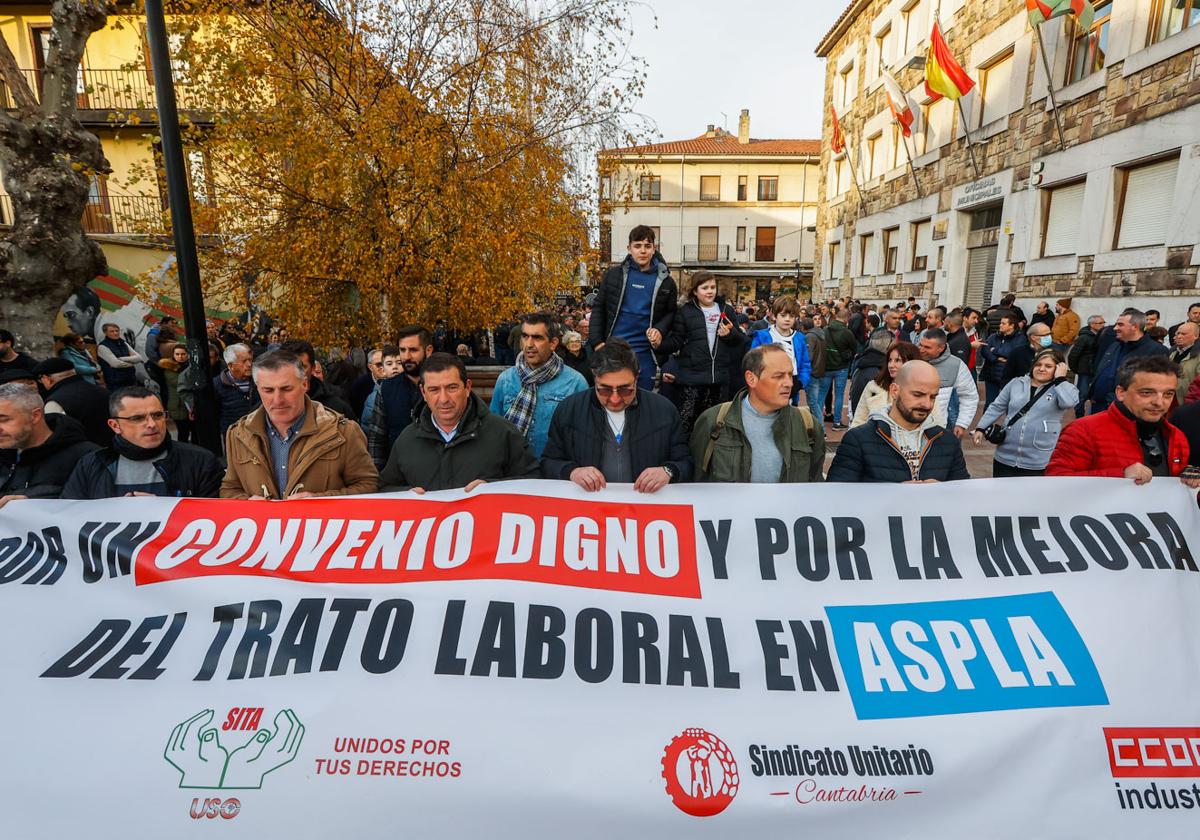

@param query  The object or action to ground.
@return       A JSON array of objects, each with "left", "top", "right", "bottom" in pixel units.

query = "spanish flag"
[
  {"left": 1027, "top": 0, "right": 1094, "bottom": 31},
  {"left": 924, "top": 22, "right": 975, "bottom": 102},
  {"left": 831, "top": 106, "right": 845, "bottom": 153}
]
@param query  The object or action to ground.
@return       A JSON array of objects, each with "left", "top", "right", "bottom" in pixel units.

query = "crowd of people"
[{"left": 2, "top": 223, "right": 1200, "bottom": 505}]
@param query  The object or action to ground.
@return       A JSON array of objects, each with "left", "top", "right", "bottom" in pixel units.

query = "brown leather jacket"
[{"left": 220, "top": 397, "right": 379, "bottom": 499}]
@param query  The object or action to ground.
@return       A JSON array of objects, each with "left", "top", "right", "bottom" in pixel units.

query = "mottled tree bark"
[{"left": 0, "top": 0, "right": 110, "bottom": 355}]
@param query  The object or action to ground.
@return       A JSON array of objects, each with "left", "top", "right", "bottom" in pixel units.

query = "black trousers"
[{"left": 992, "top": 459, "right": 1044, "bottom": 478}]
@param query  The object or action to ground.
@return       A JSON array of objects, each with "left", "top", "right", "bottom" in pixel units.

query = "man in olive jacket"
[
  {"left": 379, "top": 354, "right": 539, "bottom": 492},
  {"left": 690, "top": 344, "right": 825, "bottom": 483}
]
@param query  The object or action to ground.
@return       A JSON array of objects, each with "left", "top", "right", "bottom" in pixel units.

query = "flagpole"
[
  {"left": 956, "top": 99, "right": 981, "bottom": 180},
  {"left": 1033, "top": 24, "right": 1068, "bottom": 151},
  {"left": 900, "top": 131, "right": 924, "bottom": 198}
]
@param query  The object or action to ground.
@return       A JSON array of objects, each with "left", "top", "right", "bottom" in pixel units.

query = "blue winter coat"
[{"left": 749, "top": 328, "right": 812, "bottom": 388}]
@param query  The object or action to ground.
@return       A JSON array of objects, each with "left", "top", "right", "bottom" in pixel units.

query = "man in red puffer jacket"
[{"left": 1048, "top": 355, "right": 1198, "bottom": 488}]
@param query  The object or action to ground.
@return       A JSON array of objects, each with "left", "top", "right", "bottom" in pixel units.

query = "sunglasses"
[{"left": 595, "top": 385, "right": 636, "bottom": 398}]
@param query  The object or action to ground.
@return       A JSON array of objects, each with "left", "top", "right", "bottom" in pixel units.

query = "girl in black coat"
[{"left": 664, "top": 270, "right": 745, "bottom": 437}]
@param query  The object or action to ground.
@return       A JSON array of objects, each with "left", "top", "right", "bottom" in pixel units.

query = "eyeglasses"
[
  {"left": 114, "top": 411, "right": 167, "bottom": 423},
  {"left": 595, "top": 385, "right": 636, "bottom": 398}
]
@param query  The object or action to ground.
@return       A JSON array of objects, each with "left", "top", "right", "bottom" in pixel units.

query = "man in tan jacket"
[
  {"left": 1051, "top": 298, "right": 1081, "bottom": 352},
  {"left": 220, "top": 350, "right": 378, "bottom": 499}
]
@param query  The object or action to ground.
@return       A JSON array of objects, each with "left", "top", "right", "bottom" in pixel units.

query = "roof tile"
[{"left": 603, "top": 133, "right": 821, "bottom": 157}]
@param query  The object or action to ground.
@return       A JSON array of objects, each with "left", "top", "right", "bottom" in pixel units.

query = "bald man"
[{"left": 827, "top": 360, "right": 970, "bottom": 482}]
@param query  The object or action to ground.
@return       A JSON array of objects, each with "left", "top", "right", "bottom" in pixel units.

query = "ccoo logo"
[{"left": 661, "top": 728, "right": 739, "bottom": 817}]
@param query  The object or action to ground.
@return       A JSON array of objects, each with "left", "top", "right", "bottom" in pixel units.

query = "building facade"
[
  {"left": 815, "top": 0, "right": 1200, "bottom": 322},
  {"left": 598, "top": 111, "right": 820, "bottom": 301}
]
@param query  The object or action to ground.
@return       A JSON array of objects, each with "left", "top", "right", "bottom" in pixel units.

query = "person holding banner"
[
  {"left": 542, "top": 339, "right": 692, "bottom": 492},
  {"left": 826, "top": 360, "right": 969, "bottom": 483},
  {"left": 1047, "top": 355, "right": 1199, "bottom": 487},
  {"left": 689, "top": 344, "right": 824, "bottom": 484},
  {"left": 63, "top": 386, "right": 224, "bottom": 499},
  {"left": 379, "top": 353, "right": 538, "bottom": 493},
  {"left": 220, "top": 351, "right": 378, "bottom": 500}
]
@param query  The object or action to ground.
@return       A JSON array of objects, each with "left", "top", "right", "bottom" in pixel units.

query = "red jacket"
[{"left": 1046, "top": 403, "right": 1189, "bottom": 477}]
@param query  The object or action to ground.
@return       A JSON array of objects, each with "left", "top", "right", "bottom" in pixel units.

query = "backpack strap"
[
  {"left": 797, "top": 405, "right": 815, "bottom": 446},
  {"left": 701, "top": 400, "right": 735, "bottom": 473}
]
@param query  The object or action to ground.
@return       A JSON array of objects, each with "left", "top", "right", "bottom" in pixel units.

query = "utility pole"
[{"left": 144, "top": 0, "right": 220, "bottom": 455}]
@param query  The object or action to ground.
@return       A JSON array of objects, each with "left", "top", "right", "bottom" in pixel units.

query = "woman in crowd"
[
  {"left": 558, "top": 330, "right": 592, "bottom": 385},
  {"left": 157, "top": 343, "right": 199, "bottom": 443},
  {"left": 973, "top": 349, "right": 1077, "bottom": 477},
  {"left": 57, "top": 332, "right": 102, "bottom": 385},
  {"left": 665, "top": 270, "right": 744, "bottom": 436},
  {"left": 850, "top": 341, "right": 925, "bottom": 428}
]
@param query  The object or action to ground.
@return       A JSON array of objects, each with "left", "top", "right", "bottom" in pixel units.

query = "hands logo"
[
  {"left": 164, "top": 708, "right": 305, "bottom": 789},
  {"left": 661, "top": 728, "right": 739, "bottom": 817}
]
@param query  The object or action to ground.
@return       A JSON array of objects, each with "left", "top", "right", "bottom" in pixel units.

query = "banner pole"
[
  {"left": 956, "top": 98, "right": 981, "bottom": 180},
  {"left": 901, "top": 130, "right": 924, "bottom": 198},
  {"left": 1034, "top": 25, "right": 1068, "bottom": 151}
]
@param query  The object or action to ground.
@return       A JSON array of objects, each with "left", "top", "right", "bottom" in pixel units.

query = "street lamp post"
[{"left": 144, "top": 0, "right": 221, "bottom": 455}]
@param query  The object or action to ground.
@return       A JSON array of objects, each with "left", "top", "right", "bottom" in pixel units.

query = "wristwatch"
[{"left": 661, "top": 464, "right": 677, "bottom": 482}]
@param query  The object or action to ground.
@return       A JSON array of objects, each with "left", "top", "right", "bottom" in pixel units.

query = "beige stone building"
[
  {"left": 815, "top": 0, "right": 1200, "bottom": 322},
  {"left": 598, "top": 111, "right": 820, "bottom": 301}
]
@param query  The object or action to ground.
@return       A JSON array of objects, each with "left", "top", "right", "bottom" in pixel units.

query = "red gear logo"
[{"left": 661, "top": 728, "right": 739, "bottom": 817}]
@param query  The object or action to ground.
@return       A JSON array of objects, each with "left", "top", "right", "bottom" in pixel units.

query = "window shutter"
[
  {"left": 1117, "top": 157, "right": 1178, "bottom": 249},
  {"left": 981, "top": 52, "right": 1013, "bottom": 127},
  {"left": 1042, "top": 181, "right": 1085, "bottom": 256}
]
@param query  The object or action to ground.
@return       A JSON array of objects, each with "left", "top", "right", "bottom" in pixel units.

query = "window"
[
  {"left": 889, "top": 123, "right": 903, "bottom": 170},
  {"left": 649, "top": 226, "right": 661, "bottom": 249},
  {"left": 600, "top": 175, "right": 612, "bottom": 200},
  {"left": 1115, "top": 155, "right": 1179, "bottom": 249},
  {"left": 840, "top": 64, "right": 855, "bottom": 109},
  {"left": 1151, "top": 0, "right": 1200, "bottom": 44},
  {"left": 978, "top": 49, "right": 1014, "bottom": 128},
  {"left": 827, "top": 241, "right": 843, "bottom": 279},
  {"left": 698, "top": 226, "right": 719, "bottom": 260},
  {"left": 1041, "top": 181, "right": 1086, "bottom": 256},
  {"left": 836, "top": 158, "right": 848, "bottom": 194},
  {"left": 882, "top": 227, "right": 899, "bottom": 273},
  {"left": 638, "top": 175, "right": 660, "bottom": 201},
  {"left": 755, "top": 227, "right": 776, "bottom": 261},
  {"left": 736, "top": 226, "right": 746, "bottom": 251},
  {"left": 920, "top": 97, "right": 951, "bottom": 154},
  {"left": 700, "top": 175, "right": 720, "bottom": 201},
  {"left": 757, "top": 176, "right": 778, "bottom": 201},
  {"left": 859, "top": 232, "right": 876, "bottom": 274},
  {"left": 902, "top": 1, "right": 923, "bottom": 53},
  {"left": 737, "top": 175, "right": 747, "bottom": 201},
  {"left": 912, "top": 220, "right": 932, "bottom": 270},
  {"left": 876, "top": 25, "right": 892, "bottom": 76},
  {"left": 866, "top": 133, "right": 882, "bottom": 178},
  {"left": 1066, "top": 0, "right": 1112, "bottom": 84}
]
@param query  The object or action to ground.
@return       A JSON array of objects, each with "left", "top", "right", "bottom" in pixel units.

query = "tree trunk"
[{"left": 0, "top": 0, "right": 110, "bottom": 357}]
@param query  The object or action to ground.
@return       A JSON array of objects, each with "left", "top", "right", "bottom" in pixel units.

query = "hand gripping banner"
[{"left": 2, "top": 478, "right": 1199, "bottom": 838}]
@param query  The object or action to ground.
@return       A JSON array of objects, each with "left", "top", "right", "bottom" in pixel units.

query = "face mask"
[{"left": 1039, "top": 335, "right": 1053, "bottom": 348}]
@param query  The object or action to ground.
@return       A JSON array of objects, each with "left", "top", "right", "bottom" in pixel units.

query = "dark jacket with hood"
[
  {"left": 664, "top": 298, "right": 745, "bottom": 386},
  {"left": 849, "top": 347, "right": 888, "bottom": 414},
  {"left": 588, "top": 255, "right": 677, "bottom": 357},
  {"left": 0, "top": 414, "right": 98, "bottom": 498},
  {"left": 61, "top": 436, "right": 224, "bottom": 499},
  {"left": 541, "top": 388, "right": 694, "bottom": 482},
  {"left": 379, "top": 393, "right": 539, "bottom": 491},
  {"left": 42, "top": 374, "right": 112, "bottom": 446},
  {"left": 213, "top": 369, "right": 261, "bottom": 438},
  {"left": 309, "top": 376, "right": 357, "bottom": 421},
  {"left": 826, "top": 415, "right": 970, "bottom": 483}
]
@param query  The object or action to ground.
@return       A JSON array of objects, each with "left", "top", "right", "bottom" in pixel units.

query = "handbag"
[{"left": 982, "top": 381, "right": 1055, "bottom": 445}]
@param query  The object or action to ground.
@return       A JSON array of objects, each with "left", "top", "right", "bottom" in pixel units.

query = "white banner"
[{"left": 2, "top": 479, "right": 1200, "bottom": 838}]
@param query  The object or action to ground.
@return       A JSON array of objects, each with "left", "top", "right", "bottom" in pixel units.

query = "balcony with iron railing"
[
  {"left": 682, "top": 244, "right": 730, "bottom": 264},
  {"left": 0, "top": 192, "right": 166, "bottom": 234},
  {"left": 1, "top": 67, "right": 208, "bottom": 116}
]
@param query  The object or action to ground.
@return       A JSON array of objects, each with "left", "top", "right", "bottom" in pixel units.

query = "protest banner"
[{"left": 1, "top": 478, "right": 1199, "bottom": 838}]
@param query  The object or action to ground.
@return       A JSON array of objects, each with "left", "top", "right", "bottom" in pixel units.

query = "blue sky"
[{"left": 626, "top": 0, "right": 848, "bottom": 141}]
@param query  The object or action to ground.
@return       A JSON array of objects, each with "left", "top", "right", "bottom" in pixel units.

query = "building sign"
[{"left": 953, "top": 170, "right": 1011, "bottom": 210}]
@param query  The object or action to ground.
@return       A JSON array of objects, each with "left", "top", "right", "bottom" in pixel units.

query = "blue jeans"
[
  {"left": 947, "top": 389, "right": 960, "bottom": 429},
  {"left": 984, "top": 379, "right": 1004, "bottom": 408},
  {"left": 805, "top": 380, "right": 821, "bottom": 412},
  {"left": 818, "top": 368, "right": 849, "bottom": 424},
  {"left": 1074, "top": 373, "right": 1092, "bottom": 418},
  {"left": 635, "top": 349, "right": 657, "bottom": 392}
]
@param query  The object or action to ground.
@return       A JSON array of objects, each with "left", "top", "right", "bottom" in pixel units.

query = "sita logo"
[{"left": 661, "top": 728, "right": 740, "bottom": 817}]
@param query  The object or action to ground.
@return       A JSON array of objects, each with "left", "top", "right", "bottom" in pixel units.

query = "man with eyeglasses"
[
  {"left": 1048, "top": 355, "right": 1199, "bottom": 487},
  {"left": 61, "top": 386, "right": 224, "bottom": 499},
  {"left": 356, "top": 344, "right": 400, "bottom": 429},
  {"left": 542, "top": 339, "right": 692, "bottom": 492}
]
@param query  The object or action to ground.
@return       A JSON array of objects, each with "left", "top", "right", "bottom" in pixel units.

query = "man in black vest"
[
  {"left": 34, "top": 357, "right": 112, "bottom": 446},
  {"left": 96, "top": 322, "right": 144, "bottom": 390}
]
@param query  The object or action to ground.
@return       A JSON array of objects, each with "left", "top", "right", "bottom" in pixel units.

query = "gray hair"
[
  {"left": 1119, "top": 308, "right": 1147, "bottom": 330},
  {"left": 252, "top": 349, "right": 306, "bottom": 382},
  {"left": 0, "top": 382, "right": 43, "bottom": 412},
  {"left": 562, "top": 330, "right": 583, "bottom": 346},
  {"left": 867, "top": 328, "right": 895, "bottom": 354},
  {"left": 367, "top": 348, "right": 383, "bottom": 366},
  {"left": 1087, "top": 314, "right": 1104, "bottom": 327},
  {"left": 223, "top": 343, "right": 251, "bottom": 364}
]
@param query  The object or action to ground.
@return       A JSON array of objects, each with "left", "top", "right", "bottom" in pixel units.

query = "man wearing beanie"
[
  {"left": 1051, "top": 298, "right": 1080, "bottom": 354},
  {"left": 61, "top": 385, "right": 223, "bottom": 498},
  {"left": 34, "top": 357, "right": 112, "bottom": 446}
]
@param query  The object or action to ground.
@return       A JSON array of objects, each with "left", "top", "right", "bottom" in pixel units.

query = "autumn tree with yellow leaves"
[{"left": 132, "top": 0, "right": 647, "bottom": 345}]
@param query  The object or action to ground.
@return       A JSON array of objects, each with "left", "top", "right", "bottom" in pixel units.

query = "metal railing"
[
  {"left": 0, "top": 193, "right": 166, "bottom": 234},
  {"left": 1, "top": 67, "right": 206, "bottom": 113},
  {"left": 682, "top": 244, "right": 730, "bottom": 263}
]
